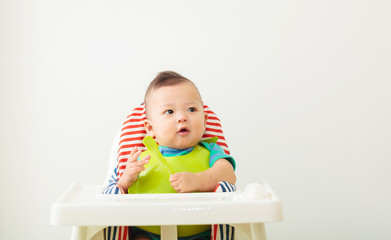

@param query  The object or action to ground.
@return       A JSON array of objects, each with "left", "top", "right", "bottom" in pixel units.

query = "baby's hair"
[{"left": 144, "top": 71, "right": 201, "bottom": 116}]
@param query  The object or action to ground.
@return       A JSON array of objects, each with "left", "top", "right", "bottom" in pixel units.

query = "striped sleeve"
[{"left": 102, "top": 167, "right": 125, "bottom": 194}]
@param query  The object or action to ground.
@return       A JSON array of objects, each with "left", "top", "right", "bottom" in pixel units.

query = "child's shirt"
[{"left": 159, "top": 142, "right": 236, "bottom": 170}]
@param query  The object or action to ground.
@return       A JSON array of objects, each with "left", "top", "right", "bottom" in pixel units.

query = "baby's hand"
[
  {"left": 169, "top": 172, "right": 202, "bottom": 193},
  {"left": 125, "top": 147, "right": 150, "bottom": 181},
  {"left": 117, "top": 147, "right": 150, "bottom": 192}
]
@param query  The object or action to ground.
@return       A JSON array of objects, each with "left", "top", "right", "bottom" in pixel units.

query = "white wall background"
[{"left": 1, "top": 0, "right": 390, "bottom": 239}]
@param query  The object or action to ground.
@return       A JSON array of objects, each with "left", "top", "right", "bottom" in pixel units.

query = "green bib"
[{"left": 128, "top": 143, "right": 211, "bottom": 236}]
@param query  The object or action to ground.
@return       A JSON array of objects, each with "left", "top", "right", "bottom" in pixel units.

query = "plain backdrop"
[{"left": 1, "top": 0, "right": 390, "bottom": 239}]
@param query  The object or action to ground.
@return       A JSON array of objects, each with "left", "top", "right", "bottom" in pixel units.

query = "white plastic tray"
[{"left": 51, "top": 181, "right": 283, "bottom": 227}]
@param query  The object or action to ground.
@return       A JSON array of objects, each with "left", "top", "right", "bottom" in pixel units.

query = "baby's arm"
[
  {"left": 169, "top": 158, "right": 236, "bottom": 193},
  {"left": 117, "top": 147, "right": 151, "bottom": 193}
]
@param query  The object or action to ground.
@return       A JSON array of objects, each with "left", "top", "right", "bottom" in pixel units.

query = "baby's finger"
[
  {"left": 171, "top": 182, "right": 181, "bottom": 192},
  {"left": 130, "top": 166, "right": 145, "bottom": 173},
  {"left": 132, "top": 155, "right": 150, "bottom": 167},
  {"left": 170, "top": 179, "right": 178, "bottom": 187},
  {"left": 169, "top": 173, "right": 179, "bottom": 182},
  {"left": 133, "top": 158, "right": 149, "bottom": 168},
  {"left": 129, "top": 146, "right": 138, "bottom": 155},
  {"left": 127, "top": 147, "right": 137, "bottom": 159},
  {"left": 141, "top": 155, "right": 151, "bottom": 163},
  {"left": 128, "top": 148, "right": 142, "bottom": 161}
]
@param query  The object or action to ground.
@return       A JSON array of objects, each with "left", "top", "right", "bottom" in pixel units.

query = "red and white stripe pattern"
[{"left": 115, "top": 103, "right": 230, "bottom": 180}]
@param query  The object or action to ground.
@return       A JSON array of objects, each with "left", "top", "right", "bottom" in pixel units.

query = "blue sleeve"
[{"left": 199, "top": 142, "right": 236, "bottom": 170}]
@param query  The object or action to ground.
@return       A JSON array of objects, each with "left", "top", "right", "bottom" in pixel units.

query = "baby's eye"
[
  {"left": 187, "top": 107, "right": 196, "bottom": 112},
  {"left": 164, "top": 109, "right": 174, "bottom": 115}
]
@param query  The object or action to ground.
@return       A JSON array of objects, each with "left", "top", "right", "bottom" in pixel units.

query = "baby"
[{"left": 117, "top": 71, "right": 236, "bottom": 240}]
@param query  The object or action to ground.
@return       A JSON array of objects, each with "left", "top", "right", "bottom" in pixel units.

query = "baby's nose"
[{"left": 176, "top": 112, "right": 188, "bottom": 122}]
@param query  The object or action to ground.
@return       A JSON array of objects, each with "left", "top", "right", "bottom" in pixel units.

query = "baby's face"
[{"left": 144, "top": 82, "right": 207, "bottom": 149}]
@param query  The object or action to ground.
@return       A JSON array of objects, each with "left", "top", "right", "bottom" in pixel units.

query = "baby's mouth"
[{"left": 178, "top": 127, "right": 189, "bottom": 134}]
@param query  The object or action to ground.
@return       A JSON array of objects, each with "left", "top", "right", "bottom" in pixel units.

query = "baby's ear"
[
  {"left": 204, "top": 112, "right": 208, "bottom": 128},
  {"left": 144, "top": 119, "right": 155, "bottom": 137}
]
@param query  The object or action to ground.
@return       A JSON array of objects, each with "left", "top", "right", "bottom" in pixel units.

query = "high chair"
[{"left": 50, "top": 104, "right": 283, "bottom": 240}]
